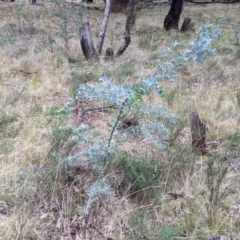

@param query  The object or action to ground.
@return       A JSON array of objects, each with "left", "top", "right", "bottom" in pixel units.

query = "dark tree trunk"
[
  {"left": 180, "top": 17, "right": 195, "bottom": 32},
  {"left": 190, "top": 108, "right": 206, "bottom": 155},
  {"left": 164, "top": 0, "right": 184, "bottom": 30},
  {"left": 116, "top": 0, "right": 135, "bottom": 56},
  {"left": 31, "top": 0, "right": 37, "bottom": 4},
  {"left": 80, "top": 22, "right": 99, "bottom": 61}
]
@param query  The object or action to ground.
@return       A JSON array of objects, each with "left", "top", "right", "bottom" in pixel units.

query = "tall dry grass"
[{"left": 0, "top": 1, "right": 240, "bottom": 239}]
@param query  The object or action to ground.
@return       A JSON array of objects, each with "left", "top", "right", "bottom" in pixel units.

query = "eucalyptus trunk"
[{"left": 164, "top": 0, "right": 184, "bottom": 30}]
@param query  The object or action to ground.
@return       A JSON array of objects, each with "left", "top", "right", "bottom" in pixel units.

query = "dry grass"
[{"left": 0, "top": 1, "right": 240, "bottom": 239}]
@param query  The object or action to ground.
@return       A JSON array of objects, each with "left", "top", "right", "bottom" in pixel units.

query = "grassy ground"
[{"left": 0, "top": 1, "right": 240, "bottom": 239}]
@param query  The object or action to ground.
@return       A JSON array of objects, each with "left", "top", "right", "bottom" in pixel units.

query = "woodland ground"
[{"left": 0, "top": 1, "right": 240, "bottom": 239}]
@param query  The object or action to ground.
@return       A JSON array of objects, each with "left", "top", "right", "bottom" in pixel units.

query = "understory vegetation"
[{"left": 0, "top": 0, "right": 240, "bottom": 239}]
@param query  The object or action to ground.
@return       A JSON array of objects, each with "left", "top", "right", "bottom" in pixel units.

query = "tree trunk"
[
  {"left": 111, "top": 0, "right": 129, "bottom": 12},
  {"left": 164, "top": 0, "right": 184, "bottom": 30},
  {"left": 80, "top": 22, "right": 99, "bottom": 60},
  {"left": 96, "top": 0, "right": 111, "bottom": 55},
  {"left": 190, "top": 108, "right": 206, "bottom": 155},
  {"left": 180, "top": 17, "right": 195, "bottom": 32},
  {"left": 80, "top": 0, "right": 135, "bottom": 60},
  {"left": 105, "top": 47, "right": 114, "bottom": 61},
  {"left": 116, "top": 0, "right": 135, "bottom": 56}
]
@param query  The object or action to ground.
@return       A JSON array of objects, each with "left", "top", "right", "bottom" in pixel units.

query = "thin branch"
[
  {"left": 83, "top": 105, "right": 115, "bottom": 114},
  {"left": 107, "top": 99, "right": 127, "bottom": 148}
]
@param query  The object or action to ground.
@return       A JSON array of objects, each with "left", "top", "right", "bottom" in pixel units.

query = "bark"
[
  {"left": 180, "top": 17, "right": 195, "bottom": 32},
  {"left": 111, "top": 0, "right": 129, "bottom": 12},
  {"left": 80, "top": 22, "right": 99, "bottom": 60},
  {"left": 116, "top": 0, "right": 135, "bottom": 56},
  {"left": 96, "top": 0, "right": 111, "bottom": 55},
  {"left": 80, "top": 0, "right": 135, "bottom": 60},
  {"left": 164, "top": 0, "right": 184, "bottom": 30},
  {"left": 190, "top": 108, "right": 206, "bottom": 155},
  {"left": 105, "top": 47, "right": 114, "bottom": 61}
]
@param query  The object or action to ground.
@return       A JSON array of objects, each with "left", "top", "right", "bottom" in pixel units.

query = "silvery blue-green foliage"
[
  {"left": 83, "top": 141, "right": 112, "bottom": 170},
  {"left": 138, "top": 104, "right": 179, "bottom": 148},
  {"left": 52, "top": 124, "right": 90, "bottom": 145},
  {"left": 50, "top": 121, "right": 115, "bottom": 176},
  {"left": 77, "top": 22, "right": 220, "bottom": 146},
  {"left": 77, "top": 75, "right": 175, "bottom": 149},
  {"left": 139, "top": 104, "right": 178, "bottom": 126},
  {"left": 189, "top": 23, "right": 221, "bottom": 64},
  {"left": 78, "top": 76, "right": 134, "bottom": 106},
  {"left": 48, "top": 122, "right": 113, "bottom": 216},
  {"left": 141, "top": 73, "right": 162, "bottom": 93},
  {"left": 80, "top": 178, "right": 111, "bottom": 214},
  {"left": 60, "top": 24, "right": 221, "bottom": 215},
  {"left": 130, "top": 24, "right": 220, "bottom": 90},
  {"left": 57, "top": 100, "right": 74, "bottom": 117},
  {"left": 158, "top": 23, "right": 221, "bottom": 81},
  {"left": 50, "top": 124, "right": 87, "bottom": 172},
  {"left": 140, "top": 121, "right": 170, "bottom": 149},
  {"left": 78, "top": 77, "right": 176, "bottom": 149}
]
